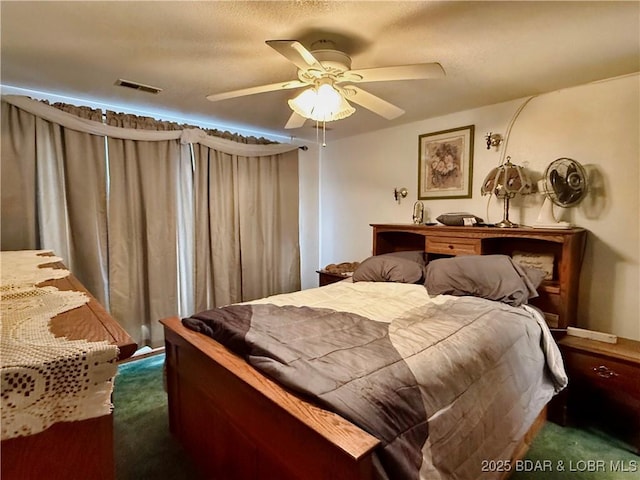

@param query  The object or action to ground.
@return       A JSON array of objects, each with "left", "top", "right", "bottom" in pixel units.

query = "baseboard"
[{"left": 118, "top": 346, "right": 165, "bottom": 364}]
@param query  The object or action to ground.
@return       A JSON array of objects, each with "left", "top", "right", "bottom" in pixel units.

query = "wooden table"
[
  {"left": 1, "top": 259, "right": 137, "bottom": 480},
  {"left": 42, "top": 260, "right": 137, "bottom": 360}
]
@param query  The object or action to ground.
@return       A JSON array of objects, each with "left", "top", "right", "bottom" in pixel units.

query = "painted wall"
[
  {"left": 298, "top": 143, "right": 320, "bottom": 290},
  {"left": 317, "top": 74, "right": 639, "bottom": 340}
]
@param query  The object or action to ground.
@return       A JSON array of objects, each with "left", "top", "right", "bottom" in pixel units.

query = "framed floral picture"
[{"left": 418, "top": 125, "right": 474, "bottom": 199}]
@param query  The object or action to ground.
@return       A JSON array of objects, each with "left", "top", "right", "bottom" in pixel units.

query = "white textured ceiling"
[{"left": 1, "top": 1, "right": 639, "bottom": 142}]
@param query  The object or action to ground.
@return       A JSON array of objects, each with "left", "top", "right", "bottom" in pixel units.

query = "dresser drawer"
[
  {"left": 426, "top": 237, "right": 481, "bottom": 256},
  {"left": 563, "top": 350, "right": 640, "bottom": 399}
]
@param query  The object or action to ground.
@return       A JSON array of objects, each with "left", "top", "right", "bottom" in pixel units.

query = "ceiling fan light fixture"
[
  {"left": 288, "top": 79, "right": 355, "bottom": 122},
  {"left": 332, "top": 96, "right": 356, "bottom": 120}
]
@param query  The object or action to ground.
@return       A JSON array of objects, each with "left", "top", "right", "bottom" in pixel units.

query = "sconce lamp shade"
[
  {"left": 288, "top": 79, "right": 355, "bottom": 122},
  {"left": 481, "top": 156, "right": 533, "bottom": 227}
]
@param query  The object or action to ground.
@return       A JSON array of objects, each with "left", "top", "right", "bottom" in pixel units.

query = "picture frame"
[{"left": 418, "top": 125, "right": 474, "bottom": 199}]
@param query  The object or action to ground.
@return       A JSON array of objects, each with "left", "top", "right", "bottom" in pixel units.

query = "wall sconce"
[
  {"left": 393, "top": 187, "right": 408, "bottom": 203},
  {"left": 485, "top": 132, "right": 503, "bottom": 150}
]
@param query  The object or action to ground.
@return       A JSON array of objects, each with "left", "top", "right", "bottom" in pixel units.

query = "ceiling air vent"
[{"left": 115, "top": 79, "right": 162, "bottom": 94}]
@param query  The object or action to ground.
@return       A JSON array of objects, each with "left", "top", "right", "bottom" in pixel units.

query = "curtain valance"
[{"left": 2, "top": 95, "right": 299, "bottom": 156}]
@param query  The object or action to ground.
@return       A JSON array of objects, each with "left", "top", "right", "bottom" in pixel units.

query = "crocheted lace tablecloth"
[
  {"left": 1, "top": 250, "right": 119, "bottom": 440},
  {"left": 1, "top": 250, "right": 70, "bottom": 286}
]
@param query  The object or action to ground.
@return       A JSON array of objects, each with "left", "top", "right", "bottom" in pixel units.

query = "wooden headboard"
[{"left": 371, "top": 224, "right": 587, "bottom": 331}]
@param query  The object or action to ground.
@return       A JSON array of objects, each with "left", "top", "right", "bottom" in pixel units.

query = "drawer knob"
[
  {"left": 593, "top": 365, "right": 618, "bottom": 379},
  {"left": 448, "top": 244, "right": 454, "bottom": 249}
]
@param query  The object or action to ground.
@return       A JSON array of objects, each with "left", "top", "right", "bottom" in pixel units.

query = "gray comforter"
[{"left": 183, "top": 284, "right": 566, "bottom": 480}]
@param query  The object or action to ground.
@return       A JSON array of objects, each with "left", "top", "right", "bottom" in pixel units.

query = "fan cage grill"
[{"left": 541, "top": 158, "right": 587, "bottom": 207}]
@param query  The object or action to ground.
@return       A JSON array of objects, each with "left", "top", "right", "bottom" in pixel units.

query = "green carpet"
[
  {"left": 113, "top": 354, "right": 201, "bottom": 479},
  {"left": 113, "top": 354, "right": 638, "bottom": 479},
  {"left": 511, "top": 422, "right": 638, "bottom": 480}
]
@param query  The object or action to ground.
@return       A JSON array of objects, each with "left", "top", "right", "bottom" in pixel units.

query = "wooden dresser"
[
  {"left": 1, "top": 259, "right": 137, "bottom": 480},
  {"left": 371, "top": 224, "right": 587, "bottom": 331}
]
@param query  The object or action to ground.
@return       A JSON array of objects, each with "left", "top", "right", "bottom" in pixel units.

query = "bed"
[{"left": 161, "top": 224, "right": 586, "bottom": 480}]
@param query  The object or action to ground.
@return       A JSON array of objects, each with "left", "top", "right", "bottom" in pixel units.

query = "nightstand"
[
  {"left": 558, "top": 335, "right": 640, "bottom": 453},
  {"left": 316, "top": 270, "right": 349, "bottom": 287}
]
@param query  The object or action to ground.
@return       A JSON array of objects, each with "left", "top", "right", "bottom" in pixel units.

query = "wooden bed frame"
[
  {"left": 162, "top": 315, "right": 379, "bottom": 480},
  {"left": 161, "top": 224, "right": 587, "bottom": 479}
]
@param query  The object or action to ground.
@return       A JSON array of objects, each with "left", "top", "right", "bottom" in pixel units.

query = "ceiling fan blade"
[
  {"left": 266, "top": 40, "right": 326, "bottom": 75},
  {"left": 284, "top": 111, "right": 307, "bottom": 129},
  {"left": 344, "top": 86, "right": 405, "bottom": 120},
  {"left": 342, "top": 63, "right": 445, "bottom": 83},
  {"left": 206, "top": 80, "right": 307, "bottom": 102}
]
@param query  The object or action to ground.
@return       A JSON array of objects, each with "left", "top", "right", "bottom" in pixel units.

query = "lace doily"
[
  {"left": 1, "top": 251, "right": 119, "bottom": 440},
  {"left": 1, "top": 250, "right": 71, "bottom": 287}
]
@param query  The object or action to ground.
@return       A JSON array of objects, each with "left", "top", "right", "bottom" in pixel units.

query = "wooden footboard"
[
  {"left": 161, "top": 316, "right": 549, "bottom": 479},
  {"left": 501, "top": 406, "right": 548, "bottom": 480},
  {"left": 161, "top": 316, "right": 380, "bottom": 480}
]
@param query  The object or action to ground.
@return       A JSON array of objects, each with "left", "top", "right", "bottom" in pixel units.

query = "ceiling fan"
[{"left": 206, "top": 39, "right": 446, "bottom": 129}]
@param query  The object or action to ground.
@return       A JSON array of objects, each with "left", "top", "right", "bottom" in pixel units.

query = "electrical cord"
[{"left": 484, "top": 95, "right": 539, "bottom": 225}]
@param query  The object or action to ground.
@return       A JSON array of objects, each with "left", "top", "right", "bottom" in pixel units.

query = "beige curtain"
[
  {"left": 192, "top": 145, "right": 242, "bottom": 312},
  {"left": 1, "top": 102, "right": 38, "bottom": 250},
  {"left": 2, "top": 96, "right": 301, "bottom": 349},
  {"left": 237, "top": 149, "right": 300, "bottom": 301},
  {"left": 192, "top": 145, "right": 300, "bottom": 313},
  {"left": 1, "top": 101, "right": 109, "bottom": 306},
  {"left": 106, "top": 112, "right": 187, "bottom": 347}
]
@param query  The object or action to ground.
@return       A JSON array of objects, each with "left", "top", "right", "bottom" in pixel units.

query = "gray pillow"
[
  {"left": 353, "top": 254, "right": 424, "bottom": 284},
  {"left": 424, "top": 254, "right": 539, "bottom": 306},
  {"left": 436, "top": 212, "right": 484, "bottom": 226},
  {"left": 382, "top": 250, "right": 427, "bottom": 267},
  {"left": 521, "top": 266, "right": 546, "bottom": 290}
]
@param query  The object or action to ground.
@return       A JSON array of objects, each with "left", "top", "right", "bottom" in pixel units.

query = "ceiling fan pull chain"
[{"left": 322, "top": 120, "right": 327, "bottom": 147}]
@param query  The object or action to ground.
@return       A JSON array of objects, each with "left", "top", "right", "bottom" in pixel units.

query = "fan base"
[{"left": 534, "top": 197, "right": 572, "bottom": 228}]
